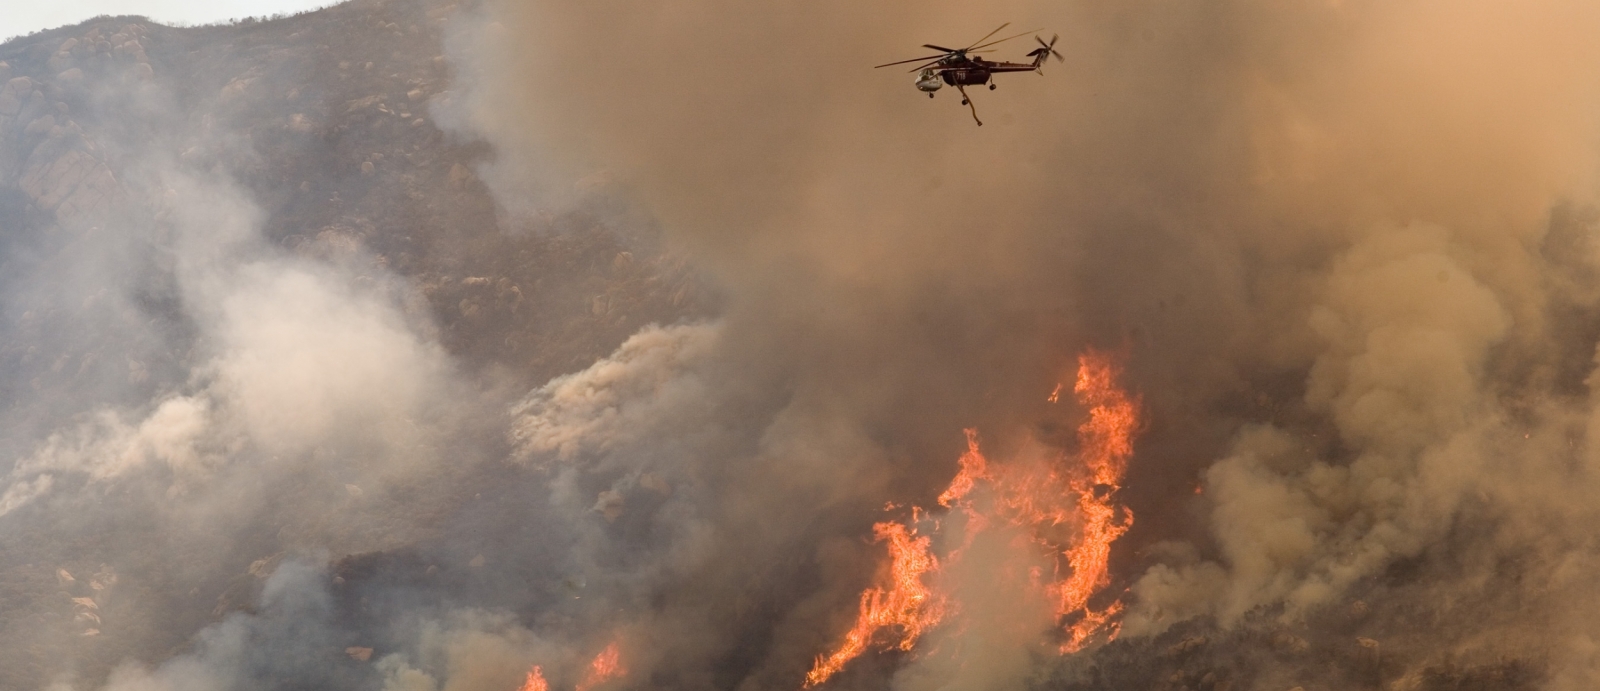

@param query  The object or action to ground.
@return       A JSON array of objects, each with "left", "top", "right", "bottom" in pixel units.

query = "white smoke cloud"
[
  {"left": 0, "top": 164, "right": 455, "bottom": 515},
  {"left": 510, "top": 321, "right": 720, "bottom": 466}
]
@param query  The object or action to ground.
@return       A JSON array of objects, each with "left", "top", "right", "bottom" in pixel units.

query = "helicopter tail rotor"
[{"left": 1027, "top": 34, "right": 1064, "bottom": 72}]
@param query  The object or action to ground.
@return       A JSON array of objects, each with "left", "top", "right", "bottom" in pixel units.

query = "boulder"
[
  {"left": 23, "top": 115, "right": 57, "bottom": 136},
  {"left": 18, "top": 148, "right": 123, "bottom": 220},
  {"left": 344, "top": 94, "right": 381, "bottom": 113},
  {"left": 0, "top": 77, "right": 32, "bottom": 117}
]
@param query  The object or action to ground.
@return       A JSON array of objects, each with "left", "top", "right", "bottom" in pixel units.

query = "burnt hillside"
[{"left": 0, "top": 1, "right": 706, "bottom": 687}]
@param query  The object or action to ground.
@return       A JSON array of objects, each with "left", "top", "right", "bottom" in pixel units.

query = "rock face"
[
  {"left": 18, "top": 146, "right": 121, "bottom": 220},
  {"left": 0, "top": 2, "right": 709, "bottom": 688},
  {"left": 0, "top": 47, "right": 126, "bottom": 228}
]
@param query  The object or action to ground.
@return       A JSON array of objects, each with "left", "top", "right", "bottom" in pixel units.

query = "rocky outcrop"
[
  {"left": 0, "top": 76, "right": 34, "bottom": 118},
  {"left": 0, "top": 70, "right": 123, "bottom": 223},
  {"left": 17, "top": 146, "right": 121, "bottom": 222}
]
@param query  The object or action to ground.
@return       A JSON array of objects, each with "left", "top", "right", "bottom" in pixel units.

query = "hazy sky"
[{"left": 1, "top": 0, "right": 337, "bottom": 41}]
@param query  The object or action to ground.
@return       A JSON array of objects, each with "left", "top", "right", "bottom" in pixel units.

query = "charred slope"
[{"left": 0, "top": 1, "right": 705, "bottom": 687}]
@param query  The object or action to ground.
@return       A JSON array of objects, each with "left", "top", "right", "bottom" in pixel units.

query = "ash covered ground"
[{"left": 1, "top": 1, "right": 1599, "bottom": 691}]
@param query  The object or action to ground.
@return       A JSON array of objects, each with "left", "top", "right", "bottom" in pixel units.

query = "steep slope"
[{"left": 0, "top": 1, "right": 705, "bottom": 687}]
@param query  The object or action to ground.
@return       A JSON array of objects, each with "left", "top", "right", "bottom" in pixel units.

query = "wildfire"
[
  {"left": 936, "top": 428, "right": 988, "bottom": 509},
  {"left": 803, "top": 522, "right": 945, "bottom": 687},
  {"left": 519, "top": 666, "right": 549, "bottom": 691},
  {"left": 575, "top": 641, "right": 627, "bottom": 691},
  {"left": 804, "top": 349, "right": 1140, "bottom": 686},
  {"left": 1052, "top": 350, "right": 1138, "bottom": 651},
  {"left": 516, "top": 639, "right": 626, "bottom": 691}
]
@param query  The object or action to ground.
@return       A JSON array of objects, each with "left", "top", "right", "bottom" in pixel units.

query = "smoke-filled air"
[{"left": 1, "top": 0, "right": 1599, "bottom": 690}]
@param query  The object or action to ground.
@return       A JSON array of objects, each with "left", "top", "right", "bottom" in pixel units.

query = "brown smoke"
[
  {"left": 7, "top": 0, "right": 1600, "bottom": 688},
  {"left": 441, "top": 0, "right": 1600, "bottom": 687}
]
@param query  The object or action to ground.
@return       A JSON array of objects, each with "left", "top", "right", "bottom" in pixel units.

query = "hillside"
[{"left": 0, "top": 1, "right": 705, "bottom": 686}]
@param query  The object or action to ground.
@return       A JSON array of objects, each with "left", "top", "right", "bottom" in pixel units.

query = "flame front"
[
  {"left": 575, "top": 641, "right": 627, "bottom": 691},
  {"left": 803, "top": 522, "right": 945, "bottom": 687},
  {"left": 936, "top": 428, "right": 989, "bottom": 509},
  {"left": 518, "top": 666, "right": 549, "bottom": 691},
  {"left": 1053, "top": 350, "right": 1137, "bottom": 651},
  {"left": 804, "top": 349, "right": 1140, "bottom": 686}
]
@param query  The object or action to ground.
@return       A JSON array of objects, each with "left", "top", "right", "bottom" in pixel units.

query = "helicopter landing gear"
[
  {"left": 928, "top": 92, "right": 935, "bottom": 98},
  {"left": 961, "top": 98, "right": 969, "bottom": 105},
  {"left": 988, "top": 83, "right": 996, "bottom": 90}
]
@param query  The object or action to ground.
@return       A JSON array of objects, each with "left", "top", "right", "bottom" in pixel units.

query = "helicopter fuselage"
[
  {"left": 942, "top": 68, "right": 993, "bottom": 86},
  {"left": 914, "top": 55, "right": 1038, "bottom": 93}
]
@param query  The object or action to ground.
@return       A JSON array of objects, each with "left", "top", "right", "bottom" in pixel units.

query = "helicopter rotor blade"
[
  {"left": 906, "top": 51, "right": 992, "bottom": 73},
  {"left": 1049, "top": 33, "right": 1063, "bottom": 62},
  {"left": 922, "top": 44, "right": 959, "bottom": 53},
  {"left": 967, "top": 28, "right": 1044, "bottom": 52},
  {"left": 875, "top": 53, "right": 950, "bottom": 68},
  {"left": 963, "top": 22, "right": 1009, "bottom": 50}
]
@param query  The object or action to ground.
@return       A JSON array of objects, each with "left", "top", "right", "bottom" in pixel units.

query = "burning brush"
[
  {"left": 518, "top": 640, "right": 628, "bottom": 691},
  {"left": 805, "top": 349, "right": 1140, "bottom": 686}
]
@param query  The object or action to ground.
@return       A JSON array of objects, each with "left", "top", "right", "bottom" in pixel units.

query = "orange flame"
[
  {"left": 1051, "top": 350, "right": 1137, "bottom": 651},
  {"left": 936, "top": 428, "right": 989, "bottom": 508},
  {"left": 575, "top": 641, "right": 627, "bottom": 691},
  {"left": 803, "top": 349, "right": 1139, "bottom": 686},
  {"left": 803, "top": 522, "right": 945, "bottom": 687},
  {"left": 518, "top": 666, "right": 549, "bottom": 691}
]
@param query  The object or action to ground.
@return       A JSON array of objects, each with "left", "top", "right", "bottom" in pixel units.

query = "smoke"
[
  {"left": 0, "top": 167, "right": 457, "bottom": 517},
  {"left": 95, "top": 561, "right": 348, "bottom": 691},
  {"left": 0, "top": 13, "right": 511, "bottom": 688},
  {"left": 11, "top": 0, "right": 1600, "bottom": 689},
  {"left": 437, "top": 0, "right": 1600, "bottom": 687}
]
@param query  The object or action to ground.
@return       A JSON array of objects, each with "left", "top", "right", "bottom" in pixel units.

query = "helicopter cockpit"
[{"left": 915, "top": 68, "right": 943, "bottom": 94}]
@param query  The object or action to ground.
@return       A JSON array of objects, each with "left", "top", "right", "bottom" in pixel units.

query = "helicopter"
[{"left": 875, "top": 23, "right": 1064, "bottom": 126}]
